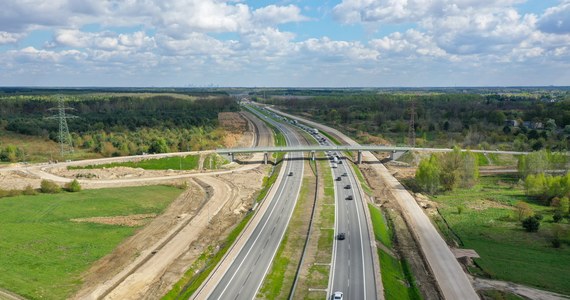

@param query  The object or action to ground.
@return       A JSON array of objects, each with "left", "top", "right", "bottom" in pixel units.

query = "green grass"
[
  {"left": 378, "top": 249, "right": 422, "bottom": 300},
  {"left": 352, "top": 164, "right": 373, "bottom": 195},
  {"left": 258, "top": 174, "right": 313, "bottom": 299},
  {"left": 368, "top": 204, "right": 392, "bottom": 248},
  {"left": 164, "top": 160, "right": 283, "bottom": 299},
  {"left": 432, "top": 175, "right": 570, "bottom": 295},
  {"left": 69, "top": 155, "right": 200, "bottom": 170},
  {"left": 203, "top": 153, "right": 228, "bottom": 170},
  {"left": 162, "top": 212, "right": 254, "bottom": 300},
  {"left": 0, "top": 186, "right": 183, "bottom": 300}
]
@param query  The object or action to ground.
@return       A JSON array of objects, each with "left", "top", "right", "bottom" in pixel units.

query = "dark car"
[
  {"left": 288, "top": 172, "right": 293, "bottom": 176},
  {"left": 342, "top": 172, "right": 347, "bottom": 177},
  {"left": 336, "top": 176, "right": 342, "bottom": 181},
  {"left": 345, "top": 184, "right": 351, "bottom": 189},
  {"left": 337, "top": 233, "right": 345, "bottom": 240},
  {"left": 346, "top": 195, "right": 353, "bottom": 200}
]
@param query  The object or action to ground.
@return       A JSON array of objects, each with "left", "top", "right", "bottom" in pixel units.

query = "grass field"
[
  {"left": 432, "top": 175, "right": 570, "bottom": 295},
  {"left": 69, "top": 155, "right": 200, "bottom": 170},
  {"left": 368, "top": 204, "right": 421, "bottom": 300},
  {"left": 0, "top": 186, "right": 183, "bottom": 300}
]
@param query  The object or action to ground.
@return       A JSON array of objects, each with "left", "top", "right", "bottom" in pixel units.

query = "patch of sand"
[{"left": 71, "top": 214, "right": 157, "bottom": 227}]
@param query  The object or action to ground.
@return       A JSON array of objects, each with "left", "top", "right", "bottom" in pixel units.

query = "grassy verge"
[
  {"left": 0, "top": 186, "right": 183, "bottom": 300},
  {"left": 351, "top": 163, "right": 373, "bottom": 195},
  {"left": 368, "top": 203, "right": 392, "bottom": 248},
  {"left": 258, "top": 168, "right": 314, "bottom": 299},
  {"left": 320, "top": 130, "right": 342, "bottom": 146},
  {"left": 303, "top": 157, "right": 335, "bottom": 292},
  {"left": 69, "top": 155, "right": 200, "bottom": 170},
  {"left": 368, "top": 204, "right": 422, "bottom": 300},
  {"left": 431, "top": 175, "right": 570, "bottom": 295}
]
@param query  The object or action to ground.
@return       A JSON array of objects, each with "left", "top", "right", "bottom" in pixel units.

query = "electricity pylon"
[
  {"left": 47, "top": 95, "right": 77, "bottom": 158},
  {"left": 408, "top": 100, "right": 416, "bottom": 147}
]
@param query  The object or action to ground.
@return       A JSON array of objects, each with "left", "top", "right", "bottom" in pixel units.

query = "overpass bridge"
[{"left": 217, "top": 145, "right": 533, "bottom": 164}]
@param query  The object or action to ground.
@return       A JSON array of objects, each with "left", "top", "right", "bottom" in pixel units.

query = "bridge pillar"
[
  {"left": 390, "top": 150, "right": 396, "bottom": 161},
  {"left": 311, "top": 151, "right": 315, "bottom": 161},
  {"left": 264, "top": 152, "right": 268, "bottom": 164},
  {"left": 357, "top": 150, "right": 362, "bottom": 164},
  {"left": 229, "top": 153, "right": 234, "bottom": 162}
]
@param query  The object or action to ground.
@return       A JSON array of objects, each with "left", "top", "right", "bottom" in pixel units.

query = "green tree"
[
  {"left": 522, "top": 215, "right": 540, "bottom": 232},
  {"left": 560, "top": 197, "right": 570, "bottom": 216},
  {"left": 40, "top": 180, "right": 61, "bottom": 194},
  {"left": 149, "top": 138, "right": 169, "bottom": 153},
  {"left": 415, "top": 154, "right": 440, "bottom": 194},
  {"left": 65, "top": 179, "right": 81, "bottom": 192},
  {"left": 515, "top": 201, "right": 534, "bottom": 221},
  {"left": 460, "top": 151, "right": 479, "bottom": 188}
]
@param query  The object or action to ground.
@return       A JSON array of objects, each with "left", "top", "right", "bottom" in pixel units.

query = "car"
[
  {"left": 342, "top": 172, "right": 347, "bottom": 177},
  {"left": 337, "top": 233, "right": 345, "bottom": 240},
  {"left": 333, "top": 292, "right": 343, "bottom": 300},
  {"left": 288, "top": 172, "right": 293, "bottom": 176},
  {"left": 336, "top": 176, "right": 342, "bottom": 181},
  {"left": 345, "top": 184, "right": 351, "bottom": 189},
  {"left": 346, "top": 195, "right": 353, "bottom": 200}
]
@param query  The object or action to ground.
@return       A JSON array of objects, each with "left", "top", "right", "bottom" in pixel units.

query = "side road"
[{"left": 268, "top": 106, "right": 480, "bottom": 300}]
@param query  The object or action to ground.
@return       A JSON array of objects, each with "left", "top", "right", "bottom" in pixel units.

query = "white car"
[{"left": 333, "top": 291, "right": 343, "bottom": 300}]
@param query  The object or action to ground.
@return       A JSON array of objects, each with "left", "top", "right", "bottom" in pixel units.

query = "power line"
[{"left": 47, "top": 95, "right": 77, "bottom": 158}]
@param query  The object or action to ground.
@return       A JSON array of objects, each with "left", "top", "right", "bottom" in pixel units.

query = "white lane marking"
[
  {"left": 251, "top": 125, "right": 306, "bottom": 299},
  {"left": 214, "top": 153, "right": 294, "bottom": 299},
  {"left": 346, "top": 161, "right": 368, "bottom": 300}
]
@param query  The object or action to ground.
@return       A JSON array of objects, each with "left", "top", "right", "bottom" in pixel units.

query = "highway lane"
[
  {"left": 205, "top": 107, "right": 306, "bottom": 300},
  {"left": 327, "top": 152, "right": 377, "bottom": 300},
  {"left": 269, "top": 106, "right": 479, "bottom": 300}
]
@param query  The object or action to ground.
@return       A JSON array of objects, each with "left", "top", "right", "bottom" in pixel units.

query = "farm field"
[
  {"left": 432, "top": 175, "right": 570, "bottom": 295},
  {"left": 0, "top": 185, "right": 183, "bottom": 300}
]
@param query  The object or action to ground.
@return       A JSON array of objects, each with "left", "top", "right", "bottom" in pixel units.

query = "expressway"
[
  {"left": 196, "top": 106, "right": 306, "bottom": 300},
  {"left": 328, "top": 151, "right": 378, "bottom": 299},
  {"left": 268, "top": 106, "right": 480, "bottom": 300}
]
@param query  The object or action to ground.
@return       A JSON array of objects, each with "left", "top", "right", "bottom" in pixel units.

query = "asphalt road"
[
  {"left": 205, "top": 108, "right": 306, "bottom": 300},
  {"left": 268, "top": 107, "right": 480, "bottom": 300},
  {"left": 328, "top": 152, "right": 377, "bottom": 300}
]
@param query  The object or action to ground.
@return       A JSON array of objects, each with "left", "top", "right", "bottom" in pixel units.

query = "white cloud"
[
  {"left": 332, "top": 0, "right": 525, "bottom": 24},
  {"left": 538, "top": 1, "right": 570, "bottom": 34},
  {"left": 252, "top": 5, "right": 308, "bottom": 25},
  {"left": 54, "top": 30, "right": 155, "bottom": 51},
  {"left": 0, "top": 32, "right": 24, "bottom": 44}
]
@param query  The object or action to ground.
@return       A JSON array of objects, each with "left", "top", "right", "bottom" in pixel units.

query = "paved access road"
[
  {"left": 203, "top": 107, "right": 306, "bottom": 300},
  {"left": 269, "top": 107, "right": 480, "bottom": 300},
  {"left": 328, "top": 152, "right": 377, "bottom": 300}
]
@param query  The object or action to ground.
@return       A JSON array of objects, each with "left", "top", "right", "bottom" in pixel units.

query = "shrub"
[
  {"left": 457, "top": 206, "right": 464, "bottom": 215},
  {"left": 65, "top": 179, "right": 82, "bottom": 192},
  {"left": 40, "top": 180, "right": 61, "bottom": 194},
  {"left": 521, "top": 216, "right": 541, "bottom": 232},
  {"left": 553, "top": 211, "right": 564, "bottom": 223},
  {"left": 23, "top": 185, "right": 38, "bottom": 195},
  {"left": 552, "top": 238, "right": 562, "bottom": 248}
]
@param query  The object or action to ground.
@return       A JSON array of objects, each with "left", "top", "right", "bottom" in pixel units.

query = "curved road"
[{"left": 195, "top": 106, "right": 306, "bottom": 300}]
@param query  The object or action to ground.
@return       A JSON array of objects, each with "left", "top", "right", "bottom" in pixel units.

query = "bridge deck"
[{"left": 216, "top": 145, "right": 532, "bottom": 155}]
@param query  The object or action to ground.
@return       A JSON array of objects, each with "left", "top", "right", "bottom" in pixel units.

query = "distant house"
[{"left": 505, "top": 120, "right": 519, "bottom": 127}]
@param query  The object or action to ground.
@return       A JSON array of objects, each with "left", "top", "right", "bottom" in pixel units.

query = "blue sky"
[{"left": 0, "top": 0, "right": 569, "bottom": 87}]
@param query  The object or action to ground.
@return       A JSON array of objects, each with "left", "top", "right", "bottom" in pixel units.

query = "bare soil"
[
  {"left": 358, "top": 162, "right": 443, "bottom": 300},
  {"left": 71, "top": 214, "right": 157, "bottom": 227}
]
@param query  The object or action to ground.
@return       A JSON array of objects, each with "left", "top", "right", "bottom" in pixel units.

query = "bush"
[
  {"left": 40, "top": 180, "right": 61, "bottom": 194},
  {"left": 65, "top": 179, "right": 82, "bottom": 192},
  {"left": 552, "top": 238, "right": 562, "bottom": 248},
  {"left": 522, "top": 216, "right": 541, "bottom": 232},
  {"left": 553, "top": 211, "right": 564, "bottom": 223},
  {"left": 23, "top": 185, "right": 38, "bottom": 195}
]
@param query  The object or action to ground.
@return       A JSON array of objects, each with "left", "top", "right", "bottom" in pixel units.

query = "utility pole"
[
  {"left": 408, "top": 100, "right": 416, "bottom": 147},
  {"left": 47, "top": 95, "right": 77, "bottom": 158}
]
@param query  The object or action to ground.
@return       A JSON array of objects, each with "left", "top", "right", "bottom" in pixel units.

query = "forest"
[
  {"left": 262, "top": 93, "right": 570, "bottom": 151},
  {"left": 0, "top": 92, "right": 239, "bottom": 161}
]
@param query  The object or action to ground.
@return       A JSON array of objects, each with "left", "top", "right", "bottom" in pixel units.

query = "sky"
[{"left": 0, "top": 0, "right": 569, "bottom": 87}]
